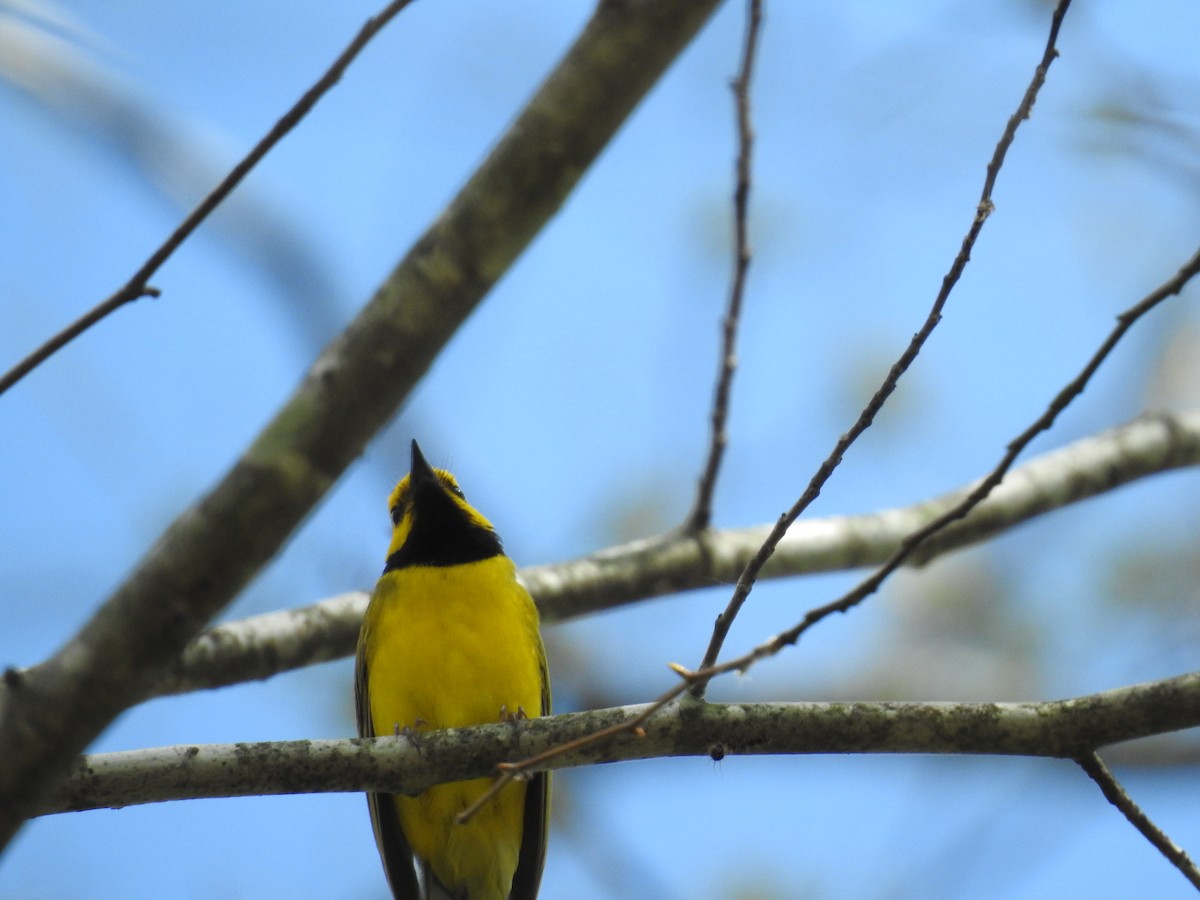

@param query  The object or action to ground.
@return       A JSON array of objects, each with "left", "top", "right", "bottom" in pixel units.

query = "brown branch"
[
  {"left": 0, "top": 0, "right": 724, "bottom": 852},
  {"left": 686, "top": 0, "right": 762, "bottom": 533},
  {"left": 693, "top": 0, "right": 1076, "bottom": 690},
  {"left": 1077, "top": 751, "right": 1200, "bottom": 891},
  {"left": 0, "top": 0, "right": 417, "bottom": 398}
]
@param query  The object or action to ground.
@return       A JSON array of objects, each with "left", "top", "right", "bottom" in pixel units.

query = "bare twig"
[
  {"left": 0, "top": 0, "right": 417, "bottom": 397},
  {"left": 693, "top": 0, "right": 1076, "bottom": 689},
  {"left": 687, "top": 0, "right": 763, "bottom": 532},
  {"left": 755, "top": 241, "right": 1200, "bottom": 657},
  {"left": 1077, "top": 751, "right": 1200, "bottom": 891}
]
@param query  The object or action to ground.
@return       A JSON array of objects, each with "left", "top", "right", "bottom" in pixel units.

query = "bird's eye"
[
  {"left": 390, "top": 505, "right": 403, "bottom": 525},
  {"left": 449, "top": 484, "right": 465, "bottom": 500}
]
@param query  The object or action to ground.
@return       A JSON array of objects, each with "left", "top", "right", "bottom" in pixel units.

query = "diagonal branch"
[
  {"left": 520, "top": 240, "right": 1200, "bottom": 791},
  {"left": 145, "top": 411, "right": 1200, "bottom": 698},
  {"left": 41, "top": 671, "right": 1200, "bottom": 815},
  {"left": 0, "top": 0, "right": 725, "bottom": 852},
  {"left": 756, "top": 241, "right": 1200, "bottom": 660},
  {"left": 692, "top": 0, "right": 1076, "bottom": 688},
  {"left": 1077, "top": 751, "right": 1200, "bottom": 890}
]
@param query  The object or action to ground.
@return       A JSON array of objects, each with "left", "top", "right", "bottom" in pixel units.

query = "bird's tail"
[{"left": 421, "top": 860, "right": 461, "bottom": 900}]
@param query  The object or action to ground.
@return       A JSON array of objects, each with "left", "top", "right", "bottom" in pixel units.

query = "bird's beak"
[{"left": 410, "top": 439, "right": 437, "bottom": 488}]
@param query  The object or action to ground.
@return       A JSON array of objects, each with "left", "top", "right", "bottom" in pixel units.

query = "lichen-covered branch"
[{"left": 45, "top": 671, "right": 1200, "bottom": 815}]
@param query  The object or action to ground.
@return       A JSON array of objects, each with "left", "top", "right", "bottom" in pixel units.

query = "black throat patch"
[{"left": 384, "top": 482, "right": 503, "bottom": 572}]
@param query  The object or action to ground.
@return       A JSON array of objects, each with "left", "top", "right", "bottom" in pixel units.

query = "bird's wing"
[
  {"left": 356, "top": 630, "right": 421, "bottom": 900},
  {"left": 508, "top": 643, "right": 552, "bottom": 900}
]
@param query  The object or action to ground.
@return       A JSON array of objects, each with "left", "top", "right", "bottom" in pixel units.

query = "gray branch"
[
  {"left": 45, "top": 670, "right": 1200, "bottom": 815},
  {"left": 0, "top": 0, "right": 723, "bottom": 849},
  {"left": 148, "top": 411, "right": 1200, "bottom": 697}
]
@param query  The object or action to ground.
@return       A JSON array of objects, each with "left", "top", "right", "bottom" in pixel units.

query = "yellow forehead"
[{"left": 387, "top": 467, "right": 462, "bottom": 517}]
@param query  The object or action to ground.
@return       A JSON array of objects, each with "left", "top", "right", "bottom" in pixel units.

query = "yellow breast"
[{"left": 362, "top": 555, "right": 545, "bottom": 899}]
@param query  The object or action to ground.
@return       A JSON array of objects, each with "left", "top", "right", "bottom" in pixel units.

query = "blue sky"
[{"left": 3, "top": 1, "right": 1200, "bottom": 897}]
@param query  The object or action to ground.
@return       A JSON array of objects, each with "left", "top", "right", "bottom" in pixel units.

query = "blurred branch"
[
  {"left": 0, "top": 0, "right": 724, "bottom": 851},
  {"left": 0, "top": 0, "right": 416, "bottom": 397},
  {"left": 686, "top": 0, "right": 761, "bottom": 533},
  {"left": 0, "top": 8, "right": 343, "bottom": 349},
  {"left": 43, "top": 670, "right": 1200, "bottom": 814},
  {"left": 1077, "top": 751, "right": 1200, "bottom": 890},
  {"left": 532, "top": 411, "right": 1200, "bottom": 618},
  {"left": 147, "top": 411, "right": 1200, "bottom": 698},
  {"left": 152, "top": 592, "right": 366, "bottom": 697},
  {"left": 691, "top": 0, "right": 1076, "bottom": 691}
]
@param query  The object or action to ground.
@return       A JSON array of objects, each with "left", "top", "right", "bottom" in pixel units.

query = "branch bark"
[
  {"left": 43, "top": 671, "right": 1200, "bottom": 815},
  {"left": 0, "top": 0, "right": 724, "bottom": 851},
  {"left": 143, "top": 411, "right": 1200, "bottom": 697}
]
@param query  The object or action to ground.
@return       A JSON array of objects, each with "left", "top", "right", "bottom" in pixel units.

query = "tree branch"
[
  {"left": 748, "top": 240, "right": 1200, "bottom": 672},
  {"left": 0, "top": 0, "right": 724, "bottom": 851},
  {"left": 531, "top": 411, "right": 1200, "bottom": 623},
  {"left": 686, "top": 0, "right": 762, "bottom": 532},
  {"left": 43, "top": 671, "right": 1200, "bottom": 815},
  {"left": 1077, "top": 751, "right": 1200, "bottom": 890},
  {"left": 145, "top": 411, "right": 1200, "bottom": 698},
  {"left": 692, "top": 0, "right": 1075, "bottom": 688}
]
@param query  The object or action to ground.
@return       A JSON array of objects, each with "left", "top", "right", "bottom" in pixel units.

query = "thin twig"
[
  {"left": 707, "top": 240, "right": 1200, "bottom": 683},
  {"left": 691, "top": 0, "right": 1076, "bottom": 691},
  {"left": 758, "top": 240, "right": 1200, "bottom": 648},
  {"left": 1077, "top": 751, "right": 1200, "bottom": 891},
  {"left": 463, "top": 6, "right": 768, "bottom": 814},
  {"left": 686, "top": 0, "right": 763, "bottom": 532},
  {"left": 0, "top": 0, "right": 417, "bottom": 398},
  {"left": 459, "top": 682, "right": 671, "bottom": 824}
]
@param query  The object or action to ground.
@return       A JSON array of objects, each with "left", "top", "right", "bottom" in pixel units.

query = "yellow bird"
[{"left": 355, "top": 441, "right": 550, "bottom": 900}]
